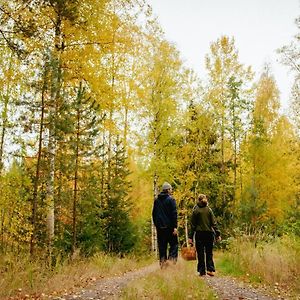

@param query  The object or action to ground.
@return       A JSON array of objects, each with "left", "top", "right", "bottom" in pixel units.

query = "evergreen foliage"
[{"left": 0, "top": 1, "right": 298, "bottom": 262}]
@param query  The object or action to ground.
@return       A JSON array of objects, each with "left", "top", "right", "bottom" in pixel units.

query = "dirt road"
[{"left": 45, "top": 262, "right": 287, "bottom": 300}]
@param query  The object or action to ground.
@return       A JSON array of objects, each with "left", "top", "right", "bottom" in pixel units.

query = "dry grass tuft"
[
  {"left": 218, "top": 235, "right": 300, "bottom": 295},
  {"left": 0, "top": 252, "right": 154, "bottom": 299},
  {"left": 120, "top": 259, "right": 215, "bottom": 300}
]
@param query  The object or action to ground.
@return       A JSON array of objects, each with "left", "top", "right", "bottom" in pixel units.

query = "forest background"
[{"left": 0, "top": 0, "right": 299, "bottom": 296}]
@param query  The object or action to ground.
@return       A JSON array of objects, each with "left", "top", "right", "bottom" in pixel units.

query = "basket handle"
[{"left": 182, "top": 241, "right": 194, "bottom": 248}]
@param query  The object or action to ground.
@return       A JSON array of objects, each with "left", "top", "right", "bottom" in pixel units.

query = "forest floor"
[{"left": 33, "top": 260, "right": 293, "bottom": 300}]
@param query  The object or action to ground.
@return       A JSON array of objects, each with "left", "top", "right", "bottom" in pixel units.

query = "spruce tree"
[{"left": 101, "top": 137, "right": 136, "bottom": 254}]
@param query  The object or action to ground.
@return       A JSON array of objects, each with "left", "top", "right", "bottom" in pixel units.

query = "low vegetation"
[
  {"left": 2, "top": 235, "right": 300, "bottom": 299},
  {"left": 0, "top": 1, "right": 299, "bottom": 299},
  {"left": 217, "top": 234, "right": 300, "bottom": 297},
  {"left": 120, "top": 260, "right": 215, "bottom": 300},
  {"left": 0, "top": 252, "right": 154, "bottom": 299}
]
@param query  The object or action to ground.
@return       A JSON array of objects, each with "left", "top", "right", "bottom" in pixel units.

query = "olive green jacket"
[{"left": 189, "top": 204, "right": 220, "bottom": 239}]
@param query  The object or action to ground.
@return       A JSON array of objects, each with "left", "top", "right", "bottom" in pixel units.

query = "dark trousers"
[
  {"left": 195, "top": 231, "right": 215, "bottom": 275},
  {"left": 156, "top": 227, "right": 178, "bottom": 262}
]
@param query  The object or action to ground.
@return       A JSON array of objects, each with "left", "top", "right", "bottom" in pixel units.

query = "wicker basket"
[{"left": 181, "top": 242, "right": 196, "bottom": 261}]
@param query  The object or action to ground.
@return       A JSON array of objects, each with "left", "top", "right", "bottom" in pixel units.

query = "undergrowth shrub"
[{"left": 219, "top": 234, "right": 300, "bottom": 294}]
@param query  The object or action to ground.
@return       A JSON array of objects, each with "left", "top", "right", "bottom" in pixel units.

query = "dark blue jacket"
[{"left": 152, "top": 192, "right": 178, "bottom": 229}]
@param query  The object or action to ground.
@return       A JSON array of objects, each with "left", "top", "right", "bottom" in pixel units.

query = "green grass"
[
  {"left": 216, "top": 254, "right": 244, "bottom": 277},
  {"left": 120, "top": 260, "right": 216, "bottom": 300},
  {"left": 216, "top": 251, "right": 262, "bottom": 284}
]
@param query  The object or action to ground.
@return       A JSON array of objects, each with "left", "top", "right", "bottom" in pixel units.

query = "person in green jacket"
[{"left": 188, "top": 194, "right": 221, "bottom": 276}]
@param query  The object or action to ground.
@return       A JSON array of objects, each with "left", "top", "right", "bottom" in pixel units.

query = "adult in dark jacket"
[
  {"left": 152, "top": 182, "right": 178, "bottom": 268},
  {"left": 188, "top": 194, "right": 221, "bottom": 276}
]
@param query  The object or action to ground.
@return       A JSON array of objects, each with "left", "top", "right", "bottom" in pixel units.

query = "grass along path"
[
  {"left": 120, "top": 259, "right": 215, "bottom": 300},
  {"left": 47, "top": 254, "right": 283, "bottom": 300},
  {"left": 2, "top": 254, "right": 154, "bottom": 299},
  {"left": 216, "top": 250, "right": 299, "bottom": 300},
  {"left": 39, "top": 260, "right": 215, "bottom": 299},
  {"left": 121, "top": 257, "right": 280, "bottom": 300},
  {"left": 6, "top": 251, "right": 296, "bottom": 299}
]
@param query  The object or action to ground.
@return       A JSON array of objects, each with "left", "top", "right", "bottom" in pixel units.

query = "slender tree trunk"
[
  {"left": 56, "top": 165, "right": 63, "bottom": 241},
  {"left": 30, "top": 66, "right": 47, "bottom": 256},
  {"left": 239, "top": 149, "right": 243, "bottom": 197},
  {"left": 0, "top": 53, "right": 12, "bottom": 172},
  {"left": 151, "top": 122, "right": 159, "bottom": 253},
  {"left": 72, "top": 104, "right": 80, "bottom": 254},
  {"left": 124, "top": 106, "right": 128, "bottom": 149},
  {"left": 221, "top": 107, "right": 226, "bottom": 212},
  {"left": 123, "top": 81, "right": 133, "bottom": 150},
  {"left": 46, "top": 10, "right": 63, "bottom": 263},
  {"left": 0, "top": 210, "right": 4, "bottom": 252},
  {"left": 47, "top": 129, "right": 55, "bottom": 262},
  {"left": 100, "top": 131, "right": 105, "bottom": 205},
  {"left": 233, "top": 104, "right": 237, "bottom": 204},
  {"left": 0, "top": 77, "right": 11, "bottom": 252},
  {"left": 107, "top": 109, "right": 113, "bottom": 185},
  {"left": 0, "top": 94, "right": 8, "bottom": 171},
  {"left": 152, "top": 171, "right": 158, "bottom": 252},
  {"left": 107, "top": 32, "right": 116, "bottom": 189},
  {"left": 194, "top": 132, "right": 201, "bottom": 196}
]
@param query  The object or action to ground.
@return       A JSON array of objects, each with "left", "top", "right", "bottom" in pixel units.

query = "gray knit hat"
[{"left": 162, "top": 182, "right": 172, "bottom": 191}]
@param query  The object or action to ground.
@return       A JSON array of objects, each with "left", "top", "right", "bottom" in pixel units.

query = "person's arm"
[
  {"left": 170, "top": 197, "right": 178, "bottom": 230},
  {"left": 168, "top": 197, "right": 177, "bottom": 235},
  {"left": 188, "top": 210, "right": 197, "bottom": 242},
  {"left": 152, "top": 200, "right": 158, "bottom": 227},
  {"left": 209, "top": 208, "right": 221, "bottom": 239}
]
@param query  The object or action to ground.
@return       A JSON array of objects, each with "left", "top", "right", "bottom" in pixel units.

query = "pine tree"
[
  {"left": 69, "top": 82, "right": 102, "bottom": 253},
  {"left": 101, "top": 137, "right": 136, "bottom": 254}
]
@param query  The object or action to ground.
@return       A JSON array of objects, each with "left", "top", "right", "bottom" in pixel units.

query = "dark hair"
[{"left": 198, "top": 194, "right": 208, "bottom": 206}]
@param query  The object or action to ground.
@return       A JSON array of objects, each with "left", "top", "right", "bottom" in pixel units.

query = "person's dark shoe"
[
  {"left": 198, "top": 272, "right": 206, "bottom": 276},
  {"left": 207, "top": 271, "right": 215, "bottom": 276},
  {"left": 169, "top": 257, "right": 177, "bottom": 265},
  {"left": 160, "top": 260, "right": 169, "bottom": 269}
]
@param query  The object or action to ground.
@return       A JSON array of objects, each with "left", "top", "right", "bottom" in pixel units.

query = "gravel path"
[
  {"left": 48, "top": 264, "right": 159, "bottom": 300},
  {"left": 46, "top": 264, "right": 295, "bottom": 300},
  {"left": 204, "top": 275, "right": 281, "bottom": 300}
]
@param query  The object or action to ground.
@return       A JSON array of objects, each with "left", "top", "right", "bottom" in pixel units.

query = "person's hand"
[
  {"left": 188, "top": 238, "right": 193, "bottom": 245},
  {"left": 173, "top": 228, "right": 178, "bottom": 235},
  {"left": 216, "top": 236, "right": 222, "bottom": 242}
]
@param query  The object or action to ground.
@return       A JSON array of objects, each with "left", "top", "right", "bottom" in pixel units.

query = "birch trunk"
[
  {"left": 151, "top": 172, "right": 158, "bottom": 252},
  {"left": 46, "top": 11, "right": 63, "bottom": 262},
  {"left": 0, "top": 57, "right": 12, "bottom": 251}
]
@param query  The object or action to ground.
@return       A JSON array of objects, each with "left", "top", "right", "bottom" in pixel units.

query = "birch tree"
[{"left": 205, "top": 36, "right": 253, "bottom": 218}]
